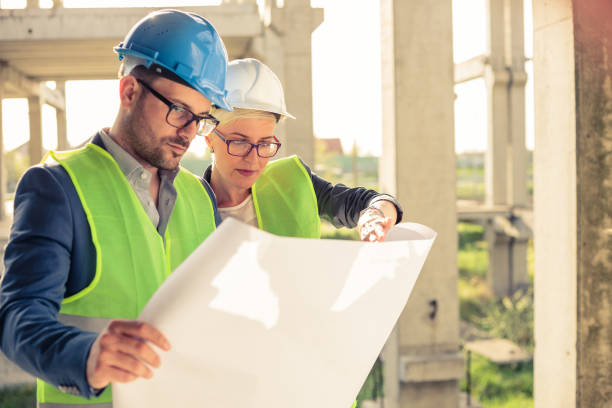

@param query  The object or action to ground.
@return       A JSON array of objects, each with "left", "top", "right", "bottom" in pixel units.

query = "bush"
[
  {"left": 458, "top": 222, "right": 485, "bottom": 250},
  {"left": 475, "top": 289, "right": 534, "bottom": 351},
  {"left": 462, "top": 353, "right": 533, "bottom": 407},
  {"left": 0, "top": 384, "right": 35, "bottom": 408}
]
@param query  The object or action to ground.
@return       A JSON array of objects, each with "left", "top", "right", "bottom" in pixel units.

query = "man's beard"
[{"left": 123, "top": 106, "right": 190, "bottom": 170}]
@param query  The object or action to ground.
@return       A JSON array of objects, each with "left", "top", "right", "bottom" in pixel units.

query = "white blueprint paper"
[{"left": 113, "top": 218, "right": 436, "bottom": 408}]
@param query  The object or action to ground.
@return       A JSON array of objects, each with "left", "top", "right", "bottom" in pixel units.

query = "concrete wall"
[{"left": 534, "top": 0, "right": 612, "bottom": 406}]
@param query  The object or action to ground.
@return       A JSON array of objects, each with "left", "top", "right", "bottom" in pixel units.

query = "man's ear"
[{"left": 119, "top": 75, "right": 140, "bottom": 108}]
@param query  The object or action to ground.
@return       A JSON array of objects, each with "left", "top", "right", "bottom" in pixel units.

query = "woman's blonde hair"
[{"left": 212, "top": 107, "right": 280, "bottom": 128}]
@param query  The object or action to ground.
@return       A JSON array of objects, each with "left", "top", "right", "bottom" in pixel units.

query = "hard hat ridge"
[
  {"left": 114, "top": 9, "right": 232, "bottom": 111},
  {"left": 226, "top": 58, "right": 295, "bottom": 120}
]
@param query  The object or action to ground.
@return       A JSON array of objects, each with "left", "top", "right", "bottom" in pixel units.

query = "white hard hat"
[{"left": 225, "top": 58, "right": 295, "bottom": 120}]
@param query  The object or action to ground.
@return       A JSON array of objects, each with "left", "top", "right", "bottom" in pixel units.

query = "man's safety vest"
[
  {"left": 252, "top": 155, "right": 321, "bottom": 238},
  {"left": 37, "top": 144, "right": 216, "bottom": 408}
]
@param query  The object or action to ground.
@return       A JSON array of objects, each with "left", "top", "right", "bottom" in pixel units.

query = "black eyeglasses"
[
  {"left": 136, "top": 79, "right": 219, "bottom": 136},
  {"left": 214, "top": 129, "right": 281, "bottom": 158}
]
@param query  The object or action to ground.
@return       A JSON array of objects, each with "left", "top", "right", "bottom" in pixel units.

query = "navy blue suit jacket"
[{"left": 0, "top": 135, "right": 221, "bottom": 398}]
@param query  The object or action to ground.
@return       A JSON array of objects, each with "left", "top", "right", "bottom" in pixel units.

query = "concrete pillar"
[
  {"left": 27, "top": 96, "right": 43, "bottom": 165},
  {"left": 506, "top": 0, "right": 528, "bottom": 208},
  {"left": 270, "top": 0, "right": 321, "bottom": 166},
  {"left": 533, "top": 0, "right": 612, "bottom": 406},
  {"left": 381, "top": 327, "right": 399, "bottom": 408},
  {"left": 55, "top": 81, "right": 69, "bottom": 150},
  {"left": 251, "top": 26, "right": 289, "bottom": 157},
  {"left": 484, "top": 0, "right": 509, "bottom": 206},
  {"left": 380, "top": 1, "right": 462, "bottom": 407},
  {"left": 484, "top": 0, "right": 529, "bottom": 298},
  {"left": 486, "top": 216, "right": 530, "bottom": 297}
]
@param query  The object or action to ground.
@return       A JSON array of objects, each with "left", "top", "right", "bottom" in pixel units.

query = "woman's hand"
[{"left": 358, "top": 200, "right": 398, "bottom": 242}]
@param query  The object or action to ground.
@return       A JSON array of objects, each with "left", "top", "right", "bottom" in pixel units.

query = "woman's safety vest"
[
  {"left": 251, "top": 155, "right": 320, "bottom": 238},
  {"left": 37, "top": 144, "right": 216, "bottom": 408}
]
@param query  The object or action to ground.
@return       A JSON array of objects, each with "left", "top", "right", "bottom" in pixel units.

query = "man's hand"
[
  {"left": 86, "top": 320, "right": 171, "bottom": 390},
  {"left": 358, "top": 201, "right": 398, "bottom": 242}
]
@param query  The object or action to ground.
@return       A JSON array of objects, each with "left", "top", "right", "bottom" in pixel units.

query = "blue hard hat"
[{"left": 114, "top": 9, "right": 232, "bottom": 111}]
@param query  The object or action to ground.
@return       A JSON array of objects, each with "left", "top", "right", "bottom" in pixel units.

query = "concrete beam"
[
  {"left": 0, "top": 6, "right": 261, "bottom": 41},
  {"left": 454, "top": 55, "right": 487, "bottom": 84},
  {"left": 0, "top": 5, "right": 261, "bottom": 80},
  {"left": 0, "top": 63, "right": 65, "bottom": 110},
  {"left": 456, "top": 201, "right": 513, "bottom": 222},
  {"left": 399, "top": 352, "right": 464, "bottom": 383}
]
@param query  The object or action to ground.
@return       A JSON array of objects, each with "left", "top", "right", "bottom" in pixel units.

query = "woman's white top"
[{"left": 218, "top": 193, "right": 258, "bottom": 228}]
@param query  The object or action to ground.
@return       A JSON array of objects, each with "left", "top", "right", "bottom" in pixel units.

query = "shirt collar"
[{"left": 98, "top": 129, "right": 180, "bottom": 183}]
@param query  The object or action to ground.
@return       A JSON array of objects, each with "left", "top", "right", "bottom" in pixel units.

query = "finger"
[
  {"left": 109, "top": 321, "right": 171, "bottom": 351},
  {"left": 360, "top": 224, "right": 375, "bottom": 241},
  {"left": 371, "top": 224, "right": 385, "bottom": 242},
  {"left": 360, "top": 219, "right": 385, "bottom": 238},
  {"left": 362, "top": 229, "right": 379, "bottom": 242},
  {"left": 102, "top": 333, "right": 162, "bottom": 368},
  {"left": 97, "top": 349, "right": 154, "bottom": 379},
  {"left": 89, "top": 363, "right": 138, "bottom": 387},
  {"left": 382, "top": 216, "right": 394, "bottom": 230},
  {"left": 105, "top": 366, "right": 139, "bottom": 384}
]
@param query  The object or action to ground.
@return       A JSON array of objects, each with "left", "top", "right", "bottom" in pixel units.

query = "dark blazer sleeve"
[
  {"left": 0, "top": 165, "right": 98, "bottom": 398},
  {"left": 299, "top": 159, "right": 404, "bottom": 229}
]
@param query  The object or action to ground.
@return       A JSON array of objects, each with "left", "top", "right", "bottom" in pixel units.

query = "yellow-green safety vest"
[
  {"left": 252, "top": 155, "right": 321, "bottom": 238},
  {"left": 37, "top": 144, "right": 216, "bottom": 408}
]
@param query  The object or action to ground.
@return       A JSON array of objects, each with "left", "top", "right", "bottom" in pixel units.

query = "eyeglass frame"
[
  {"left": 213, "top": 128, "right": 282, "bottom": 158},
  {"left": 136, "top": 78, "right": 219, "bottom": 136}
]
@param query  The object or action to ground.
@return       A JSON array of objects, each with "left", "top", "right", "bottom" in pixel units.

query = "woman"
[{"left": 203, "top": 58, "right": 402, "bottom": 241}]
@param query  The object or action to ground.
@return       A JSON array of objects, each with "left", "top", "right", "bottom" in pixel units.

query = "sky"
[{"left": 1, "top": 0, "right": 534, "bottom": 156}]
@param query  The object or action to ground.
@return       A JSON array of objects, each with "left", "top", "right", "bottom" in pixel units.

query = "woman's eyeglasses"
[{"left": 214, "top": 129, "right": 281, "bottom": 158}]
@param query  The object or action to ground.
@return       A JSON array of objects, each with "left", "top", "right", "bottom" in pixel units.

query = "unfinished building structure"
[{"left": 1, "top": 0, "right": 611, "bottom": 407}]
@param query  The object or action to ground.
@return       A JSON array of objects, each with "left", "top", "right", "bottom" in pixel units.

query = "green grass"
[
  {"left": 461, "top": 353, "right": 533, "bottom": 408},
  {"left": 0, "top": 384, "right": 35, "bottom": 408},
  {"left": 457, "top": 222, "right": 488, "bottom": 282},
  {"left": 458, "top": 222, "right": 534, "bottom": 407}
]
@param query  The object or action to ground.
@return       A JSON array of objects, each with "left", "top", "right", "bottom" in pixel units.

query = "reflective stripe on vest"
[
  {"left": 37, "top": 144, "right": 216, "bottom": 407},
  {"left": 252, "top": 155, "right": 320, "bottom": 238},
  {"left": 58, "top": 314, "right": 111, "bottom": 333}
]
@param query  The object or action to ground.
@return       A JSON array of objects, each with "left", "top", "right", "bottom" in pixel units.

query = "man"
[{"left": 0, "top": 9, "right": 230, "bottom": 407}]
